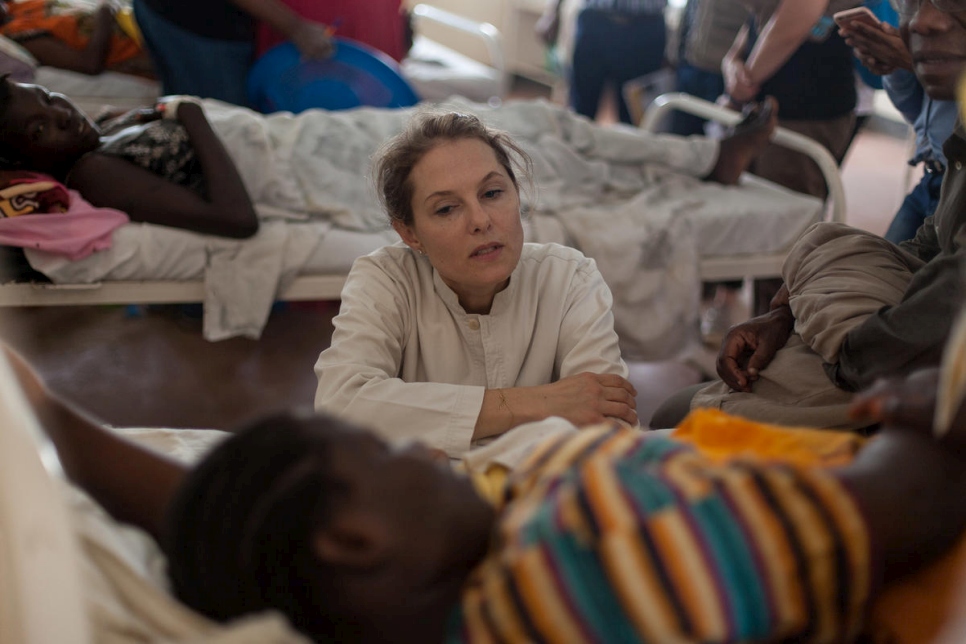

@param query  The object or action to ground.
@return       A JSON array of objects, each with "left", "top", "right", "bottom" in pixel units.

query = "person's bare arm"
[
  {"left": 839, "top": 369, "right": 966, "bottom": 582},
  {"left": 68, "top": 102, "right": 259, "bottom": 238},
  {"left": 744, "top": 0, "right": 829, "bottom": 88},
  {"left": 228, "top": 0, "right": 333, "bottom": 58},
  {"left": 472, "top": 373, "right": 638, "bottom": 440},
  {"left": 5, "top": 348, "right": 186, "bottom": 544},
  {"left": 17, "top": 4, "right": 114, "bottom": 75}
]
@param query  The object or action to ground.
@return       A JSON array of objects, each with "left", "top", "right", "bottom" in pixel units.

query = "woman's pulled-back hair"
[
  {"left": 374, "top": 111, "right": 533, "bottom": 226},
  {"left": 165, "top": 410, "right": 352, "bottom": 641}
]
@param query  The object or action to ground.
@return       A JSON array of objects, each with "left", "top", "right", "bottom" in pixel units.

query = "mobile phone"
[{"left": 833, "top": 7, "right": 882, "bottom": 29}]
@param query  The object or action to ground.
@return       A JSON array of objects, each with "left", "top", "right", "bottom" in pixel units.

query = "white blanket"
[{"left": 26, "top": 98, "right": 820, "bottom": 355}]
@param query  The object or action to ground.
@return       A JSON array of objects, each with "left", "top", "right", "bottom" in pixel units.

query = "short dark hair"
[
  {"left": 374, "top": 111, "right": 533, "bottom": 227},
  {"left": 164, "top": 410, "right": 351, "bottom": 640}
]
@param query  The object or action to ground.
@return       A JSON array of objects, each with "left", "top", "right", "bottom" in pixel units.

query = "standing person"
[
  {"left": 132, "top": 0, "right": 334, "bottom": 106},
  {"left": 724, "top": 0, "right": 860, "bottom": 199},
  {"left": 651, "top": 0, "right": 966, "bottom": 431},
  {"left": 254, "top": 0, "right": 409, "bottom": 62},
  {"left": 537, "top": 0, "right": 668, "bottom": 124},
  {"left": 669, "top": 0, "right": 748, "bottom": 137},
  {"left": 840, "top": 10, "right": 957, "bottom": 244},
  {"left": 314, "top": 111, "right": 639, "bottom": 457}
]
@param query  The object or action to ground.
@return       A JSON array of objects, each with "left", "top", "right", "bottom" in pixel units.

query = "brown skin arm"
[
  {"left": 5, "top": 347, "right": 185, "bottom": 544},
  {"left": 716, "top": 283, "right": 794, "bottom": 391},
  {"left": 840, "top": 367, "right": 966, "bottom": 583},
  {"left": 17, "top": 4, "right": 115, "bottom": 75},
  {"left": 68, "top": 102, "right": 259, "bottom": 239}
]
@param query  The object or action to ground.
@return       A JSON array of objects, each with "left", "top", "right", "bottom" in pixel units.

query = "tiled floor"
[{"left": 0, "top": 79, "right": 913, "bottom": 430}]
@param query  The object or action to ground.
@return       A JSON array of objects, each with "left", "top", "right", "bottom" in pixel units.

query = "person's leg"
[
  {"left": 670, "top": 64, "right": 725, "bottom": 137},
  {"left": 883, "top": 171, "right": 945, "bottom": 245},
  {"left": 649, "top": 382, "right": 708, "bottom": 429},
  {"left": 132, "top": 0, "right": 252, "bottom": 105},
  {"left": 611, "top": 13, "right": 666, "bottom": 125},
  {"left": 750, "top": 112, "right": 856, "bottom": 200},
  {"left": 569, "top": 9, "right": 609, "bottom": 120}
]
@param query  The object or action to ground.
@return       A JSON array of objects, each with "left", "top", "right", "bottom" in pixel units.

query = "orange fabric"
[
  {"left": 1, "top": 0, "right": 141, "bottom": 67},
  {"left": 671, "top": 408, "right": 866, "bottom": 467},
  {"left": 673, "top": 408, "right": 966, "bottom": 643}
]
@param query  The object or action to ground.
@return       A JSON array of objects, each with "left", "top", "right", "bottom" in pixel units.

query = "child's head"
[{"left": 165, "top": 410, "right": 493, "bottom": 640}]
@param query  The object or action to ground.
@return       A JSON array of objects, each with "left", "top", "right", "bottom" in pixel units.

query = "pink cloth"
[
  {"left": 0, "top": 189, "right": 129, "bottom": 261},
  {"left": 255, "top": 0, "right": 407, "bottom": 61}
]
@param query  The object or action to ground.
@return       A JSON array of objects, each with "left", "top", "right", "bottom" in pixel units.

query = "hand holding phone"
[{"left": 833, "top": 7, "right": 882, "bottom": 30}]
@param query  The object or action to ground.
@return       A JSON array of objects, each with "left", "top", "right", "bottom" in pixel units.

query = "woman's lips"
[{"left": 471, "top": 243, "right": 503, "bottom": 258}]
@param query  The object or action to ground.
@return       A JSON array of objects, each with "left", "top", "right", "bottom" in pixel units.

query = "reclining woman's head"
[
  {"left": 165, "top": 410, "right": 494, "bottom": 641},
  {"left": 0, "top": 75, "right": 100, "bottom": 175}
]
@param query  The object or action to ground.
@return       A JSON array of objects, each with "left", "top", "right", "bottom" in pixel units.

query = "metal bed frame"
[{"left": 0, "top": 93, "right": 845, "bottom": 307}]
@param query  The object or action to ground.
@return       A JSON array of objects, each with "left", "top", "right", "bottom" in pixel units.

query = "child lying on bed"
[
  {"left": 9, "top": 338, "right": 966, "bottom": 643},
  {"left": 0, "top": 75, "right": 258, "bottom": 239},
  {"left": 0, "top": 0, "right": 154, "bottom": 77}
]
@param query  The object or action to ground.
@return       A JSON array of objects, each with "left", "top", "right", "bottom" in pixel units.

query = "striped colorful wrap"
[{"left": 450, "top": 418, "right": 872, "bottom": 643}]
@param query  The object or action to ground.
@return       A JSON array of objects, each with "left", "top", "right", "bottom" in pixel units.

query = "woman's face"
[
  {"left": 394, "top": 137, "right": 524, "bottom": 314},
  {"left": 1, "top": 82, "right": 100, "bottom": 171}
]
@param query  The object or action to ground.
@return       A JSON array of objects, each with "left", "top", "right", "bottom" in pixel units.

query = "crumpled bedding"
[{"left": 25, "top": 97, "right": 821, "bottom": 354}]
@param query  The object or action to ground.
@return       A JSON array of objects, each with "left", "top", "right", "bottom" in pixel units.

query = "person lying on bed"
[
  {"left": 10, "top": 343, "right": 966, "bottom": 643},
  {"left": 0, "top": 0, "right": 155, "bottom": 78},
  {"left": 0, "top": 76, "right": 258, "bottom": 238},
  {"left": 313, "top": 107, "right": 779, "bottom": 457}
]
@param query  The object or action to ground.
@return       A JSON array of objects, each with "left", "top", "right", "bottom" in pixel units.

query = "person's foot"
[{"left": 709, "top": 96, "right": 778, "bottom": 186}]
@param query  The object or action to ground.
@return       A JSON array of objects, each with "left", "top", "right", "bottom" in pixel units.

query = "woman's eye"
[
  {"left": 30, "top": 125, "right": 45, "bottom": 140},
  {"left": 434, "top": 204, "right": 455, "bottom": 216},
  {"left": 483, "top": 189, "right": 504, "bottom": 199}
]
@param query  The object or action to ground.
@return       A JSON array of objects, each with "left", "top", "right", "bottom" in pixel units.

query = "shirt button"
[{"left": 467, "top": 319, "right": 480, "bottom": 331}]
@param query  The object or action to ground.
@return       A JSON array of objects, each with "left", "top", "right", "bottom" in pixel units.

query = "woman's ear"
[
  {"left": 312, "top": 510, "right": 394, "bottom": 571},
  {"left": 392, "top": 220, "right": 422, "bottom": 254}
]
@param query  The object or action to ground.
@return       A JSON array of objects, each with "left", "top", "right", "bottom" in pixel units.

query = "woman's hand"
[
  {"left": 534, "top": 372, "right": 639, "bottom": 427},
  {"left": 474, "top": 373, "right": 638, "bottom": 441},
  {"left": 291, "top": 21, "right": 334, "bottom": 60},
  {"left": 840, "top": 21, "right": 911, "bottom": 75},
  {"left": 716, "top": 306, "right": 794, "bottom": 392}
]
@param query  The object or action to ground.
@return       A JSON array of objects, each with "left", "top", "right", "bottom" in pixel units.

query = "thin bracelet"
[{"left": 497, "top": 389, "right": 515, "bottom": 426}]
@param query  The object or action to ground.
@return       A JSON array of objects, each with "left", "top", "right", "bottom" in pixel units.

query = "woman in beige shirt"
[{"left": 314, "top": 112, "right": 638, "bottom": 457}]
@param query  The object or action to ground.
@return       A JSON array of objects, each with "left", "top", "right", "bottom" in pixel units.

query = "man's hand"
[
  {"left": 723, "top": 57, "right": 760, "bottom": 104},
  {"left": 840, "top": 21, "right": 912, "bottom": 75},
  {"left": 716, "top": 306, "right": 794, "bottom": 392}
]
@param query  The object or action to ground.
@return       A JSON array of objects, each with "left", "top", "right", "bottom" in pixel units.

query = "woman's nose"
[{"left": 467, "top": 201, "right": 492, "bottom": 232}]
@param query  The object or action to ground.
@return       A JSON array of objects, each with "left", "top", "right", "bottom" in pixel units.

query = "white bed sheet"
[{"left": 22, "top": 97, "right": 823, "bottom": 355}]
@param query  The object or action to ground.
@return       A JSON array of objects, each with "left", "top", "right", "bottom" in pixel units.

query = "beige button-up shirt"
[{"left": 314, "top": 242, "right": 628, "bottom": 457}]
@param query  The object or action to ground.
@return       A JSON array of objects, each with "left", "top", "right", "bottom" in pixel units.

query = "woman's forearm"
[
  {"left": 744, "top": 0, "right": 828, "bottom": 87},
  {"left": 174, "top": 102, "right": 258, "bottom": 236}
]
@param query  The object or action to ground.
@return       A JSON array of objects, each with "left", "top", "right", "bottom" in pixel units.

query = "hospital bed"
[
  {"left": 5, "top": 346, "right": 966, "bottom": 644},
  {"left": 0, "top": 3, "right": 507, "bottom": 115},
  {"left": 0, "top": 95, "right": 837, "bottom": 355}
]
